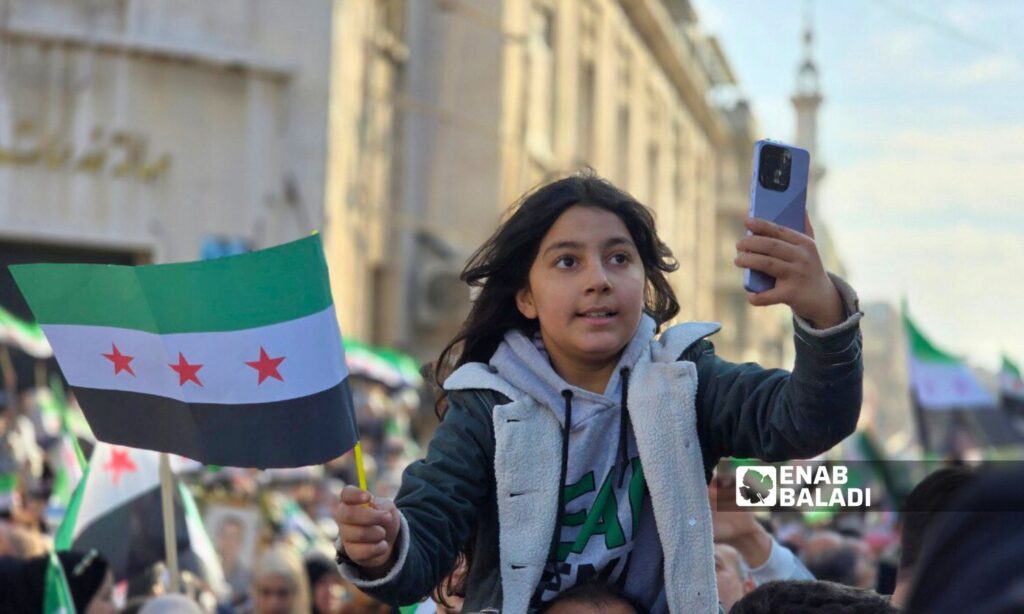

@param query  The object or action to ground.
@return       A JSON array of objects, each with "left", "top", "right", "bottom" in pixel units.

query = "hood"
[{"left": 488, "top": 313, "right": 658, "bottom": 428}]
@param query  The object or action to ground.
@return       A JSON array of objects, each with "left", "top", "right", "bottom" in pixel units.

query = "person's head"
[
  {"left": 802, "top": 543, "right": 858, "bottom": 587},
  {"left": 434, "top": 171, "right": 678, "bottom": 415},
  {"left": 305, "top": 554, "right": 348, "bottom": 614},
  {"left": 845, "top": 537, "right": 878, "bottom": 590},
  {"left": 715, "top": 543, "right": 755, "bottom": 611},
  {"left": 0, "top": 521, "right": 47, "bottom": 557},
  {"left": 214, "top": 514, "right": 246, "bottom": 568},
  {"left": 138, "top": 594, "right": 205, "bottom": 614},
  {"left": 251, "top": 547, "right": 310, "bottom": 614},
  {"left": 728, "top": 580, "right": 897, "bottom": 614},
  {"left": 891, "top": 466, "right": 975, "bottom": 608},
  {"left": 906, "top": 467, "right": 1024, "bottom": 614},
  {"left": 540, "top": 581, "right": 645, "bottom": 614}
]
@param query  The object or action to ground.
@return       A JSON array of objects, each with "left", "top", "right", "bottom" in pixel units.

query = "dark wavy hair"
[{"left": 431, "top": 170, "right": 680, "bottom": 420}]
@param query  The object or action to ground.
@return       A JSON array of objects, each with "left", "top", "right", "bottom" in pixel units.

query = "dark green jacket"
[{"left": 341, "top": 277, "right": 863, "bottom": 613}]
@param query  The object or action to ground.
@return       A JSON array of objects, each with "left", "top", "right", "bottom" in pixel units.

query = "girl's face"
[{"left": 516, "top": 205, "right": 645, "bottom": 377}]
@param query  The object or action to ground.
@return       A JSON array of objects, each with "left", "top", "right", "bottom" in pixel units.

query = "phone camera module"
[{"left": 758, "top": 144, "right": 792, "bottom": 192}]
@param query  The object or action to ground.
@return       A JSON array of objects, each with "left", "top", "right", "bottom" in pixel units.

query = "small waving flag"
[{"left": 11, "top": 235, "right": 358, "bottom": 467}]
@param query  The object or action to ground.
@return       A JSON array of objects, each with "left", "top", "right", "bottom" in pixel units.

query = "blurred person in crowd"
[
  {"left": 539, "top": 581, "right": 644, "bottom": 614},
  {"left": 905, "top": 467, "right": 1024, "bottom": 614},
  {"left": 710, "top": 473, "right": 813, "bottom": 587},
  {"left": 0, "top": 548, "right": 116, "bottom": 614},
  {"left": 799, "top": 530, "right": 862, "bottom": 586},
  {"left": 715, "top": 544, "right": 754, "bottom": 612},
  {"left": 139, "top": 593, "right": 206, "bottom": 614},
  {"left": 729, "top": 579, "right": 896, "bottom": 613},
  {"left": 889, "top": 466, "right": 975, "bottom": 609},
  {"left": 846, "top": 536, "right": 877, "bottom": 590},
  {"left": 215, "top": 513, "right": 253, "bottom": 603},
  {"left": 306, "top": 553, "right": 350, "bottom": 614},
  {"left": 246, "top": 547, "right": 310, "bottom": 614},
  {"left": 0, "top": 520, "right": 47, "bottom": 557}
]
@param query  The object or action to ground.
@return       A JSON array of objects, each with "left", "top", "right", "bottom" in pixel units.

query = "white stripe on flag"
[
  {"left": 72, "top": 443, "right": 161, "bottom": 539},
  {"left": 910, "top": 357, "right": 995, "bottom": 411},
  {"left": 42, "top": 305, "right": 347, "bottom": 404}
]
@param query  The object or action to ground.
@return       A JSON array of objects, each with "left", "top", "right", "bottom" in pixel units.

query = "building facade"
[
  {"left": 0, "top": 0, "right": 406, "bottom": 346},
  {"left": 381, "top": 0, "right": 782, "bottom": 365}
]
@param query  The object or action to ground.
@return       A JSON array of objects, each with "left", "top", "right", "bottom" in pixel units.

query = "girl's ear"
[{"left": 515, "top": 286, "right": 538, "bottom": 320}]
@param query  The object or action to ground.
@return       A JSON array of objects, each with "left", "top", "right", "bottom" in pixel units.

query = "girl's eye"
[
  {"left": 555, "top": 255, "right": 577, "bottom": 268},
  {"left": 610, "top": 252, "right": 631, "bottom": 265}
]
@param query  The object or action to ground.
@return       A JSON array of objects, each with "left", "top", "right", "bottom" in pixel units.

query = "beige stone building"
[
  {"left": 0, "top": 0, "right": 404, "bottom": 348},
  {"left": 373, "top": 0, "right": 791, "bottom": 366},
  {"left": 1, "top": 0, "right": 816, "bottom": 371}
]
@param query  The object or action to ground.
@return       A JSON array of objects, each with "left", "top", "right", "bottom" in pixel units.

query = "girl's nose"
[{"left": 585, "top": 264, "right": 612, "bottom": 293}]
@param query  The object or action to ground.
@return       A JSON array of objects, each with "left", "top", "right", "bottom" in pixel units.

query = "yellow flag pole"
[
  {"left": 310, "top": 229, "right": 369, "bottom": 495},
  {"left": 353, "top": 441, "right": 368, "bottom": 492}
]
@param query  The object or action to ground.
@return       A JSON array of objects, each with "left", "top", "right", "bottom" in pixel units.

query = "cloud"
[
  {"left": 947, "top": 53, "right": 1024, "bottom": 86},
  {"left": 821, "top": 121, "right": 1024, "bottom": 219},
  {"left": 828, "top": 222, "right": 1024, "bottom": 371}
]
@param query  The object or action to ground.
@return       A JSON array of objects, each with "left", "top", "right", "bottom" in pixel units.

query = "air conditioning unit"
[{"left": 413, "top": 257, "right": 468, "bottom": 331}]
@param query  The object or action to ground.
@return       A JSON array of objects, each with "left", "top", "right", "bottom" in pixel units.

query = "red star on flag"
[
  {"left": 246, "top": 346, "right": 285, "bottom": 385},
  {"left": 102, "top": 447, "right": 138, "bottom": 486},
  {"left": 169, "top": 352, "right": 204, "bottom": 387},
  {"left": 102, "top": 343, "right": 135, "bottom": 376}
]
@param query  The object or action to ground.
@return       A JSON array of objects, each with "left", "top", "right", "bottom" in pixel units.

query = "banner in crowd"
[{"left": 11, "top": 235, "right": 359, "bottom": 467}]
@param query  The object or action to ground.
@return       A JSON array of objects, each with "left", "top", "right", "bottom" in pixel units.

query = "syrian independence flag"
[
  {"left": 902, "top": 304, "right": 995, "bottom": 411},
  {"left": 11, "top": 235, "right": 358, "bottom": 467},
  {"left": 57, "top": 442, "right": 227, "bottom": 594},
  {"left": 0, "top": 304, "right": 53, "bottom": 358},
  {"left": 1001, "top": 355, "right": 1024, "bottom": 415}
]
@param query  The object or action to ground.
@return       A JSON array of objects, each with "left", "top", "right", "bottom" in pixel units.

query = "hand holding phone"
[
  {"left": 736, "top": 140, "right": 844, "bottom": 328},
  {"left": 743, "top": 140, "right": 810, "bottom": 293}
]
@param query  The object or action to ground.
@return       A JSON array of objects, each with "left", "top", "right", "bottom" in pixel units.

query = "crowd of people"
[
  {"left": 0, "top": 359, "right": 436, "bottom": 613},
  {"left": 2, "top": 172, "right": 1023, "bottom": 613}
]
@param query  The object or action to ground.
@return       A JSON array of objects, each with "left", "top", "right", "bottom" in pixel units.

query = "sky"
[{"left": 691, "top": 0, "right": 1024, "bottom": 372}]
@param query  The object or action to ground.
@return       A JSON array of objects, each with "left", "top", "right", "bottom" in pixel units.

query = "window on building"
[
  {"left": 616, "top": 105, "right": 630, "bottom": 185},
  {"left": 528, "top": 4, "right": 557, "bottom": 153},
  {"left": 577, "top": 60, "right": 595, "bottom": 162},
  {"left": 647, "top": 142, "right": 659, "bottom": 208}
]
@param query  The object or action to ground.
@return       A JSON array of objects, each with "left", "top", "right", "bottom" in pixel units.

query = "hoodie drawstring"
[
  {"left": 549, "top": 389, "right": 574, "bottom": 566},
  {"left": 617, "top": 367, "right": 631, "bottom": 488}
]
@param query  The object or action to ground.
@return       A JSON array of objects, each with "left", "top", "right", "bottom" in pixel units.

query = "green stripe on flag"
[
  {"left": 11, "top": 235, "right": 332, "bottom": 333},
  {"left": 1003, "top": 355, "right": 1022, "bottom": 379},
  {"left": 55, "top": 465, "right": 90, "bottom": 550},
  {"left": 44, "top": 550, "right": 77, "bottom": 614},
  {"left": 901, "top": 300, "right": 960, "bottom": 364}
]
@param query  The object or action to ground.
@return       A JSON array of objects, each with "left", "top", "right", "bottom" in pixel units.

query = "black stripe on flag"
[{"left": 73, "top": 379, "right": 359, "bottom": 467}]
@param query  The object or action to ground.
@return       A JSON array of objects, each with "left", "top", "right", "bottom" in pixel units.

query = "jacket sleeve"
[
  {"left": 694, "top": 273, "right": 864, "bottom": 476},
  {"left": 339, "top": 389, "right": 499, "bottom": 605}
]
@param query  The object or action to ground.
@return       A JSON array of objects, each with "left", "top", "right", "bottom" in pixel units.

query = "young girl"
[{"left": 333, "top": 173, "right": 863, "bottom": 613}]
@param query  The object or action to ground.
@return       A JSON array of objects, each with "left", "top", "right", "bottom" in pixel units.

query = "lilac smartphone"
[{"left": 744, "top": 139, "right": 810, "bottom": 293}]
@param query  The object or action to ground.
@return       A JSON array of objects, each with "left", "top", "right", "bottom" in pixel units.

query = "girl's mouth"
[{"left": 577, "top": 310, "right": 618, "bottom": 322}]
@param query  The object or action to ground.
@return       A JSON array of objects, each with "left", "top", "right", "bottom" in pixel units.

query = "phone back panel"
[{"left": 744, "top": 140, "right": 810, "bottom": 293}]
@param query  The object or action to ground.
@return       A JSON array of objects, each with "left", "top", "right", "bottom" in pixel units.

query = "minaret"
[{"left": 792, "top": 1, "right": 825, "bottom": 218}]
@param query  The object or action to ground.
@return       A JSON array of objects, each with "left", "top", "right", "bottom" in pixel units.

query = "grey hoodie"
[{"left": 490, "top": 315, "right": 667, "bottom": 610}]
